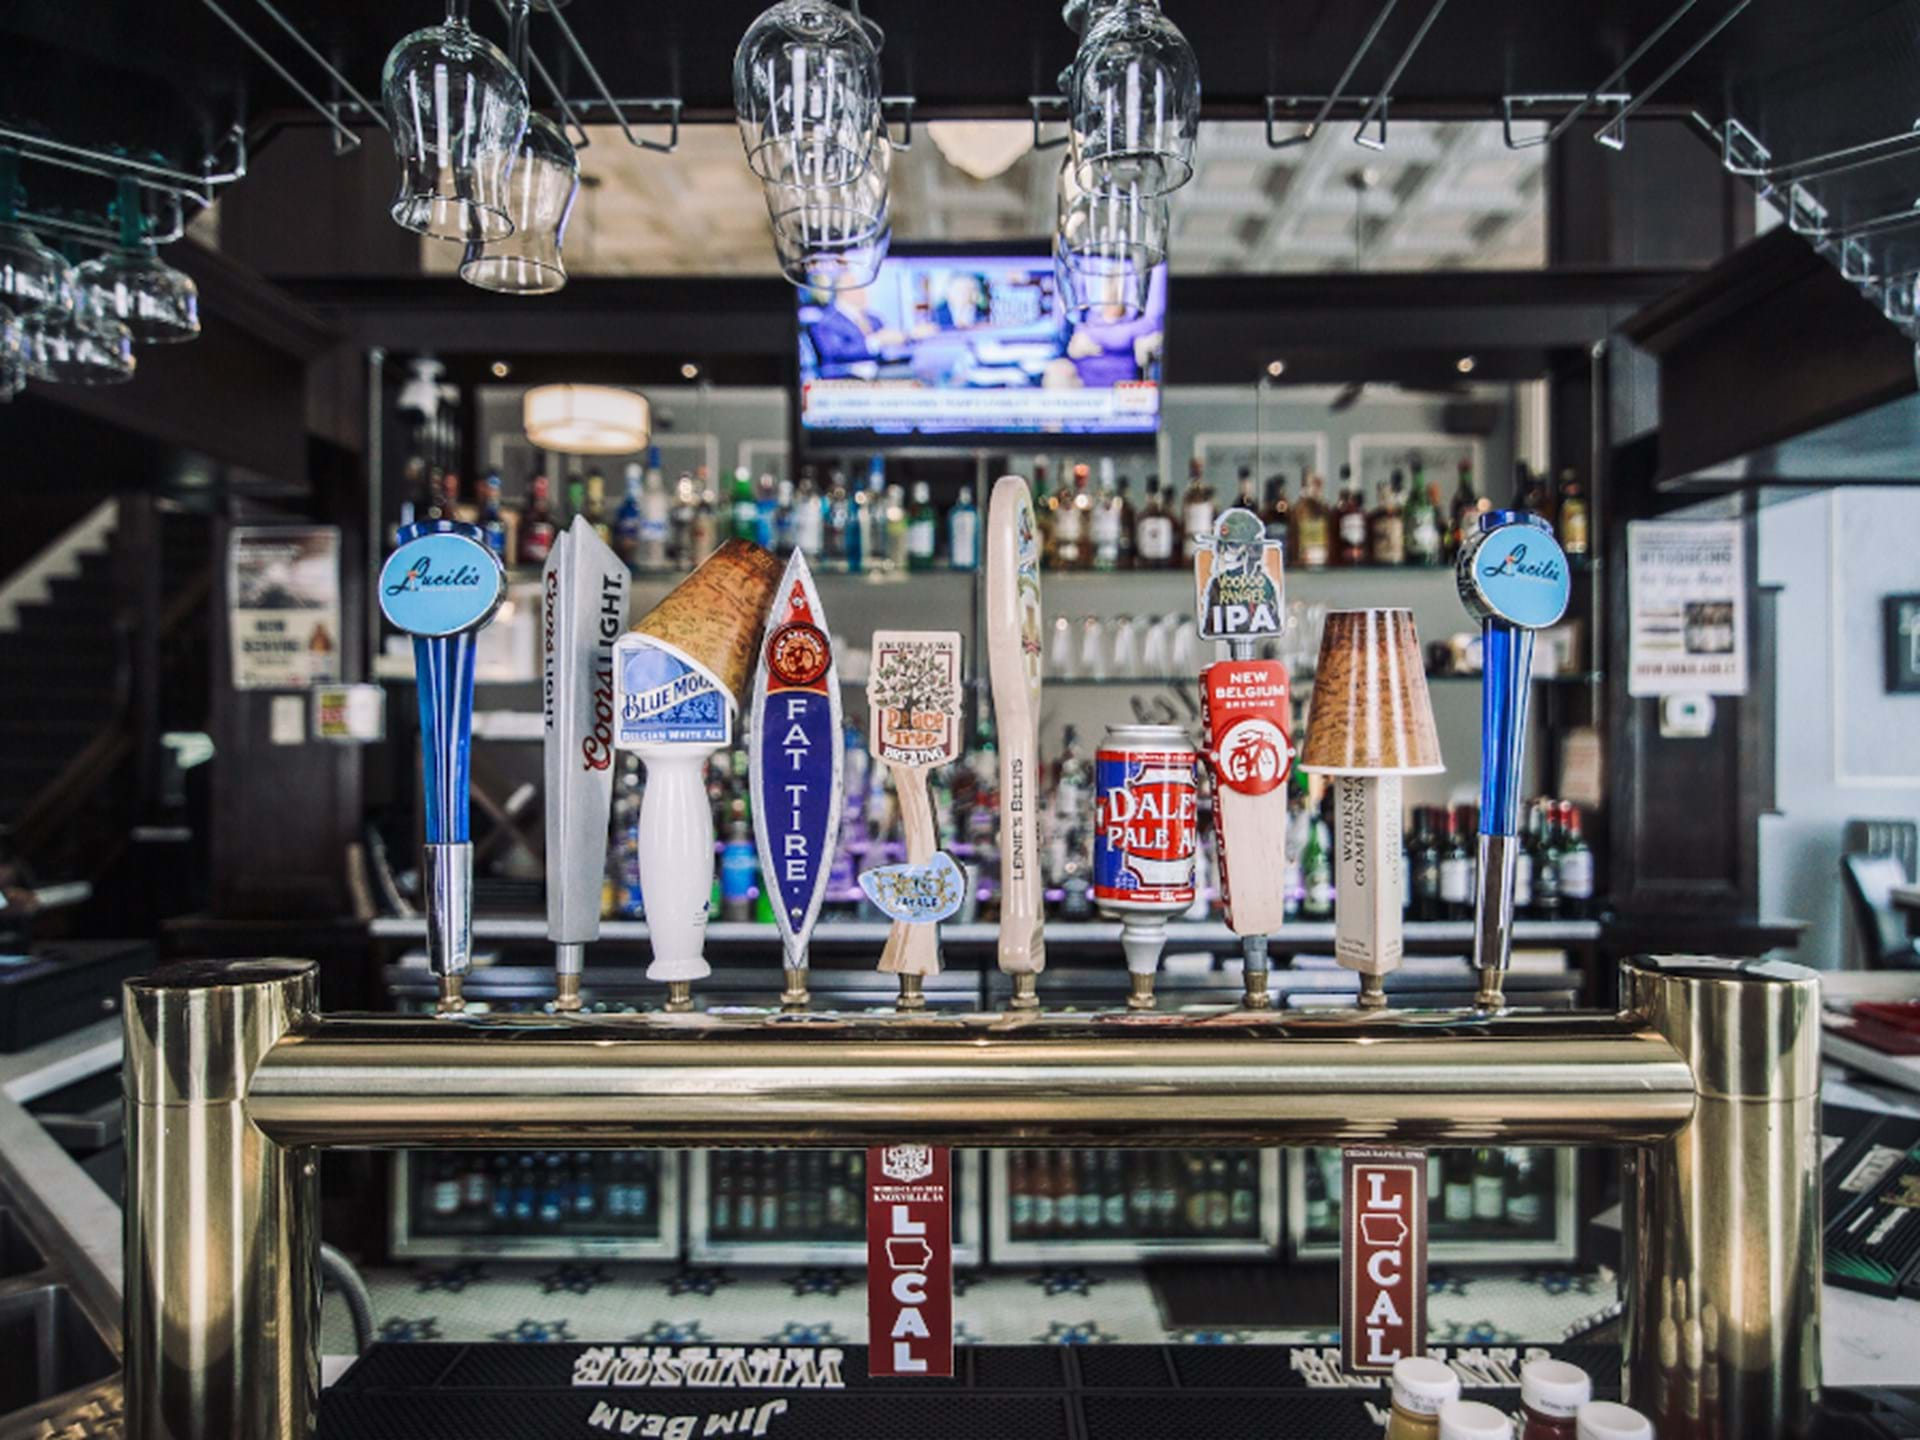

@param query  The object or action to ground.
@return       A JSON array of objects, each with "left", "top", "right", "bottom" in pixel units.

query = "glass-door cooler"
[
  {"left": 392, "top": 1149, "right": 682, "bottom": 1260},
  {"left": 1286, "top": 1146, "right": 1578, "bottom": 1263},
  {"left": 988, "top": 1149, "right": 1283, "bottom": 1262}
]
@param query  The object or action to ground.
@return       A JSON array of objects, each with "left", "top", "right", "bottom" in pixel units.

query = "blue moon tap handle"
[{"left": 378, "top": 521, "right": 506, "bottom": 987}]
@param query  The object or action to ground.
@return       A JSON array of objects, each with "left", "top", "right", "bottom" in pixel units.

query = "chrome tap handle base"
[
  {"left": 553, "top": 941, "right": 585, "bottom": 1012},
  {"left": 1009, "top": 970, "right": 1040, "bottom": 1011},
  {"left": 1472, "top": 831, "right": 1519, "bottom": 1009},
  {"left": 425, "top": 841, "right": 473, "bottom": 1012},
  {"left": 1240, "top": 935, "right": 1272, "bottom": 1009},
  {"left": 781, "top": 964, "right": 812, "bottom": 1011}
]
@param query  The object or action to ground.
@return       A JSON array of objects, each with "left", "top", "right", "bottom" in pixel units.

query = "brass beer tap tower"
[{"left": 122, "top": 507, "right": 1822, "bottom": 1440}]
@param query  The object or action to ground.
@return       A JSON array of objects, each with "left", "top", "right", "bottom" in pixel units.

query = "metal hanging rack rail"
[{"left": 199, "top": 0, "right": 385, "bottom": 154}]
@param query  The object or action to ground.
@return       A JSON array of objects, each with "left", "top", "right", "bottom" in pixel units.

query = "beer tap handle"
[
  {"left": 1456, "top": 510, "right": 1570, "bottom": 1008},
  {"left": 378, "top": 520, "right": 507, "bottom": 1014},
  {"left": 986, "top": 477, "right": 1045, "bottom": 1007}
]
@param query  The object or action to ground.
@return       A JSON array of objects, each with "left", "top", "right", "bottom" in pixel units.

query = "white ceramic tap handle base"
[
  {"left": 878, "top": 761, "right": 943, "bottom": 977},
  {"left": 636, "top": 745, "right": 718, "bottom": 983},
  {"left": 1120, "top": 916, "right": 1169, "bottom": 976},
  {"left": 1333, "top": 774, "right": 1404, "bottom": 978}
]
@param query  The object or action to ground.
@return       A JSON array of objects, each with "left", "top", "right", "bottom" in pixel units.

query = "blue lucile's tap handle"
[
  {"left": 378, "top": 520, "right": 507, "bottom": 1013},
  {"left": 1456, "top": 509, "right": 1570, "bottom": 1008}
]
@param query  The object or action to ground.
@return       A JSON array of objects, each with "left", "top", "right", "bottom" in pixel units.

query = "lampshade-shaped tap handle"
[
  {"left": 379, "top": 521, "right": 507, "bottom": 1005},
  {"left": 1456, "top": 510, "right": 1569, "bottom": 1001}
]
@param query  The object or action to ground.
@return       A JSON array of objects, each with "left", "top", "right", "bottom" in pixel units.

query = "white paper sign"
[
  {"left": 228, "top": 527, "right": 343, "bottom": 691},
  {"left": 1627, "top": 520, "right": 1747, "bottom": 697}
]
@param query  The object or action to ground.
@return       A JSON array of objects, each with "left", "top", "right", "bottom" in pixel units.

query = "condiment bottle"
[
  {"left": 1520, "top": 1358, "right": 1591, "bottom": 1440},
  {"left": 1441, "top": 1399, "right": 1516, "bottom": 1440},
  {"left": 1386, "top": 1357, "right": 1462, "bottom": 1440},
  {"left": 1575, "top": 1401, "right": 1655, "bottom": 1440}
]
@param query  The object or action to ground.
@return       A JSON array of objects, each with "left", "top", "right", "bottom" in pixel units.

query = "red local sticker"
[
  {"left": 1341, "top": 1147, "right": 1428, "bottom": 1375},
  {"left": 866, "top": 1145, "right": 953, "bottom": 1378},
  {"left": 1201, "top": 660, "right": 1293, "bottom": 797}
]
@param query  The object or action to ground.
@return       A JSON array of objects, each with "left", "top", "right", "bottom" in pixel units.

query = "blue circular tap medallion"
[
  {"left": 378, "top": 522, "right": 507, "bottom": 637},
  {"left": 1457, "top": 510, "right": 1570, "bottom": 630}
]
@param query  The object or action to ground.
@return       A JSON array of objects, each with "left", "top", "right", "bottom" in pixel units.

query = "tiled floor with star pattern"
[{"left": 321, "top": 1261, "right": 1620, "bottom": 1354}]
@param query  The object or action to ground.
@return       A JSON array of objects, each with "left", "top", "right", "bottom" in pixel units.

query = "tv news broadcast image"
[{"left": 797, "top": 251, "right": 1166, "bottom": 441}]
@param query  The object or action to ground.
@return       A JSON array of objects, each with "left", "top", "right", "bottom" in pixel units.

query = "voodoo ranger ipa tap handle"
[
  {"left": 1455, "top": 509, "right": 1569, "bottom": 1006},
  {"left": 378, "top": 519, "right": 507, "bottom": 1013}
]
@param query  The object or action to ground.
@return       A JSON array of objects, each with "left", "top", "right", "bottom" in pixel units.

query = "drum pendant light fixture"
[{"left": 523, "top": 384, "right": 651, "bottom": 455}]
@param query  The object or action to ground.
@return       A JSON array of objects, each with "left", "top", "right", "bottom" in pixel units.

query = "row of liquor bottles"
[
  {"left": 1298, "top": 1147, "right": 1558, "bottom": 1239},
  {"left": 415, "top": 1151, "right": 664, "bottom": 1235},
  {"left": 707, "top": 1151, "right": 870, "bottom": 1241},
  {"left": 1005, "top": 1149, "right": 1263, "bottom": 1241},
  {"left": 600, "top": 715, "right": 1596, "bottom": 925},
  {"left": 395, "top": 450, "right": 1590, "bottom": 578}
]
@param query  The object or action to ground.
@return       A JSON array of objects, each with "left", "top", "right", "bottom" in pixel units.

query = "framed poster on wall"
[{"left": 1346, "top": 433, "right": 1485, "bottom": 506}]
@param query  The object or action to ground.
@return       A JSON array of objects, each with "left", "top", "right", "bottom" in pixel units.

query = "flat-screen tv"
[{"left": 796, "top": 244, "right": 1165, "bottom": 446}]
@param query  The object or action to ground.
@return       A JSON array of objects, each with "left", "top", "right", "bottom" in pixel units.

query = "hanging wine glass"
[
  {"left": 0, "top": 304, "right": 26, "bottom": 401},
  {"left": 383, "top": 0, "right": 529, "bottom": 242},
  {"left": 76, "top": 179, "right": 199, "bottom": 344},
  {"left": 24, "top": 267, "right": 135, "bottom": 387},
  {"left": 0, "top": 151, "right": 68, "bottom": 315},
  {"left": 460, "top": 112, "right": 578, "bottom": 294},
  {"left": 1053, "top": 158, "right": 1163, "bottom": 321},
  {"left": 763, "top": 129, "right": 891, "bottom": 291},
  {"left": 734, "top": 0, "right": 882, "bottom": 188},
  {"left": 1068, "top": 0, "right": 1200, "bottom": 197}
]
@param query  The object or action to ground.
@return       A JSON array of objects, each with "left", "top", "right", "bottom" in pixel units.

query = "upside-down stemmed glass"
[
  {"left": 76, "top": 179, "right": 200, "bottom": 344},
  {"left": 459, "top": 111, "right": 578, "bottom": 294},
  {"left": 1068, "top": 0, "right": 1200, "bottom": 197},
  {"left": 734, "top": 0, "right": 883, "bottom": 188},
  {"left": 383, "top": 0, "right": 530, "bottom": 242},
  {"left": 1053, "top": 158, "right": 1164, "bottom": 320},
  {"left": 23, "top": 270, "right": 135, "bottom": 387},
  {"left": 0, "top": 304, "right": 26, "bottom": 401},
  {"left": 0, "top": 151, "right": 69, "bottom": 316},
  {"left": 763, "top": 129, "right": 892, "bottom": 291}
]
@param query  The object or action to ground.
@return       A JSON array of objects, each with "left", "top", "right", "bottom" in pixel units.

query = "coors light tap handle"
[
  {"left": 543, "top": 517, "right": 630, "bottom": 1012},
  {"left": 378, "top": 520, "right": 507, "bottom": 1014},
  {"left": 1193, "top": 508, "right": 1290, "bottom": 1009},
  {"left": 1456, "top": 509, "right": 1570, "bottom": 1008}
]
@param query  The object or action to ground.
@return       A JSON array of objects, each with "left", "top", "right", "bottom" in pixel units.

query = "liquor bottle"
[
  {"left": 1291, "top": 471, "right": 1331, "bottom": 569},
  {"left": 1504, "top": 1148, "right": 1548, "bottom": 1230},
  {"left": 1442, "top": 1150, "right": 1474, "bottom": 1223},
  {"left": 668, "top": 471, "right": 697, "bottom": 568},
  {"left": 423, "top": 466, "right": 452, "bottom": 522},
  {"left": 1152, "top": 1152, "right": 1179, "bottom": 1235},
  {"left": 1028, "top": 460, "right": 1054, "bottom": 566},
  {"left": 480, "top": 471, "right": 508, "bottom": 563},
  {"left": 564, "top": 473, "right": 586, "bottom": 530},
  {"left": 613, "top": 463, "right": 643, "bottom": 571},
  {"left": 1182, "top": 1154, "right": 1208, "bottom": 1232},
  {"left": 1283, "top": 765, "right": 1310, "bottom": 919},
  {"left": 792, "top": 466, "right": 824, "bottom": 559},
  {"left": 1102, "top": 1151, "right": 1128, "bottom": 1233},
  {"left": 636, "top": 448, "right": 670, "bottom": 571},
  {"left": 730, "top": 467, "right": 759, "bottom": 543},
  {"left": 1438, "top": 806, "right": 1472, "bottom": 921},
  {"left": 573, "top": 1152, "right": 598, "bottom": 1218},
  {"left": 1332, "top": 465, "right": 1367, "bottom": 565},
  {"left": 1368, "top": 470, "right": 1407, "bottom": 566},
  {"left": 1230, "top": 1153, "right": 1257, "bottom": 1233},
  {"left": 1471, "top": 1146, "right": 1506, "bottom": 1223},
  {"left": 1304, "top": 1151, "right": 1331, "bottom": 1232},
  {"left": 948, "top": 483, "right": 979, "bottom": 570},
  {"left": 826, "top": 1152, "right": 853, "bottom": 1232},
  {"left": 1091, "top": 461, "right": 1123, "bottom": 571},
  {"left": 1055, "top": 463, "right": 1089, "bottom": 569},
  {"left": 427, "top": 1156, "right": 461, "bottom": 1218},
  {"left": 490, "top": 1155, "right": 513, "bottom": 1222},
  {"left": 1263, "top": 471, "right": 1290, "bottom": 543},
  {"left": 1127, "top": 1154, "right": 1154, "bottom": 1232},
  {"left": 1032, "top": 1149, "right": 1057, "bottom": 1236},
  {"left": 1558, "top": 802, "right": 1593, "bottom": 917},
  {"left": 461, "top": 1153, "right": 491, "bottom": 1212},
  {"left": 1233, "top": 464, "right": 1259, "bottom": 515},
  {"left": 1410, "top": 807, "right": 1441, "bottom": 921},
  {"left": 1181, "top": 457, "right": 1215, "bottom": 561},
  {"left": 884, "top": 483, "right": 910, "bottom": 571},
  {"left": 1513, "top": 804, "right": 1535, "bottom": 916},
  {"left": 1205, "top": 1155, "right": 1231, "bottom": 1232},
  {"left": 822, "top": 467, "right": 850, "bottom": 569},
  {"left": 1557, "top": 467, "right": 1590, "bottom": 556},
  {"left": 1301, "top": 791, "right": 1333, "bottom": 919},
  {"left": 758, "top": 473, "right": 783, "bottom": 550},
  {"left": 1135, "top": 475, "right": 1177, "bottom": 568},
  {"left": 1009, "top": 1150, "right": 1033, "bottom": 1238},
  {"left": 1446, "top": 459, "right": 1483, "bottom": 563},
  {"left": 520, "top": 474, "right": 557, "bottom": 564},
  {"left": 907, "top": 481, "right": 938, "bottom": 569},
  {"left": 580, "top": 470, "right": 608, "bottom": 545},
  {"left": 688, "top": 477, "right": 718, "bottom": 566},
  {"left": 758, "top": 1152, "right": 779, "bottom": 1235},
  {"left": 1516, "top": 461, "right": 1555, "bottom": 528},
  {"left": 540, "top": 1154, "right": 566, "bottom": 1226},
  {"left": 1532, "top": 801, "right": 1562, "bottom": 920},
  {"left": 1114, "top": 474, "right": 1137, "bottom": 568},
  {"left": 1078, "top": 1151, "right": 1103, "bottom": 1231},
  {"left": 512, "top": 1154, "right": 536, "bottom": 1225},
  {"left": 1405, "top": 471, "right": 1443, "bottom": 566},
  {"left": 1055, "top": 1150, "right": 1079, "bottom": 1235}
]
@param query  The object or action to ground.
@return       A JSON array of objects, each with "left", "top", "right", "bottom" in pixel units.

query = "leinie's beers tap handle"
[
  {"left": 1194, "top": 509, "right": 1289, "bottom": 1010},
  {"left": 1455, "top": 510, "right": 1570, "bottom": 1008},
  {"left": 378, "top": 520, "right": 508, "bottom": 1014},
  {"left": 985, "top": 476, "right": 1045, "bottom": 1009}
]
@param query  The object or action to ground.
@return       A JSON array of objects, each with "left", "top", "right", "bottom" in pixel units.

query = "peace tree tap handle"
[
  {"left": 378, "top": 520, "right": 507, "bottom": 1012},
  {"left": 1456, "top": 509, "right": 1570, "bottom": 1003}
]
